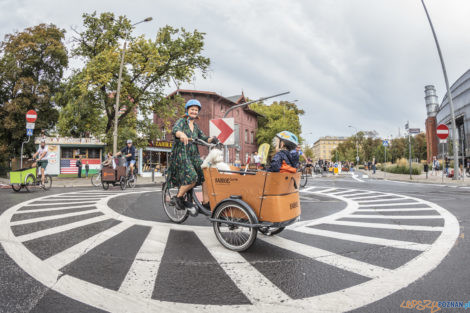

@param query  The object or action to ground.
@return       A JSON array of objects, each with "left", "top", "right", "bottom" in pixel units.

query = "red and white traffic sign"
[
  {"left": 436, "top": 124, "right": 449, "bottom": 140},
  {"left": 209, "top": 118, "right": 234, "bottom": 145},
  {"left": 26, "top": 110, "right": 37, "bottom": 123}
]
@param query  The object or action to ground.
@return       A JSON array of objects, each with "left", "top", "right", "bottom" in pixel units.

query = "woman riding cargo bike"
[{"left": 162, "top": 100, "right": 301, "bottom": 251}]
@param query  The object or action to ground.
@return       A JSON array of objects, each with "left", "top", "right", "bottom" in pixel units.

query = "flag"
[
  {"left": 258, "top": 143, "right": 270, "bottom": 165},
  {"left": 60, "top": 159, "right": 78, "bottom": 174}
]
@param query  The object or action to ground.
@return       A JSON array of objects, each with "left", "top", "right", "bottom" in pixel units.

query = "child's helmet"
[{"left": 276, "top": 131, "right": 299, "bottom": 147}]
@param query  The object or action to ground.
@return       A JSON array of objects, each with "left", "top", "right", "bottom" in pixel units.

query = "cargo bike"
[
  {"left": 101, "top": 157, "right": 128, "bottom": 190},
  {"left": 162, "top": 139, "right": 301, "bottom": 251},
  {"left": 9, "top": 166, "right": 52, "bottom": 192}
]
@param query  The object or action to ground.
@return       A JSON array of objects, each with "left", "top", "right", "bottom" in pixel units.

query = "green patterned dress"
[{"left": 166, "top": 118, "right": 209, "bottom": 188}]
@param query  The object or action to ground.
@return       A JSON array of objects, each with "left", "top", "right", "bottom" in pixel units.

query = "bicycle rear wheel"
[{"left": 162, "top": 183, "right": 188, "bottom": 223}]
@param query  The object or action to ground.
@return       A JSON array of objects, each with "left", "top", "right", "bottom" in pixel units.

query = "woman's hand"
[{"left": 179, "top": 132, "right": 189, "bottom": 145}]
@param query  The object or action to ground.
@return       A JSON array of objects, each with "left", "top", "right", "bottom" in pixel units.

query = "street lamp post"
[
  {"left": 420, "top": 0, "right": 459, "bottom": 180},
  {"left": 113, "top": 17, "right": 153, "bottom": 155},
  {"left": 348, "top": 125, "right": 359, "bottom": 165}
]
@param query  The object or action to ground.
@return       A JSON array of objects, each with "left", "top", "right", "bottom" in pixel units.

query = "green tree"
[
  {"left": 57, "top": 12, "right": 210, "bottom": 149},
  {"left": 0, "top": 24, "right": 68, "bottom": 168},
  {"left": 250, "top": 100, "right": 304, "bottom": 146}
]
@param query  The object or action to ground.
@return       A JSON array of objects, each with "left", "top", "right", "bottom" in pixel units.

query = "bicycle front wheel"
[
  {"left": 24, "top": 174, "right": 36, "bottom": 193},
  {"left": 91, "top": 173, "right": 102, "bottom": 187},
  {"left": 300, "top": 169, "right": 308, "bottom": 188},
  {"left": 162, "top": 183, "right": 188, "bottom": 224},
  {"left": 42, "top": 175, "right": 52, "bottom": 190}
]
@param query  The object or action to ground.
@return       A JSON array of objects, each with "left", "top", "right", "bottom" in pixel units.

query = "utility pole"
[{"left": 421, "top": 0, "right": 459, "bottom": 180}]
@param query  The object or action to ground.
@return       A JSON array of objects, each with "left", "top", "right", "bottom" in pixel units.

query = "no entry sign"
[
  {"left": 26, "top": 110, "right": 37, "bottom": 123},
  {"left": 436, "top": 124, "right": 449, "bottom": 140}
]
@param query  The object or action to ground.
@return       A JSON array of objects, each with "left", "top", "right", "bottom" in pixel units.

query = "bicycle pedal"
[{"left": 187, "top": 206, "right": 198, "bottom": 217}]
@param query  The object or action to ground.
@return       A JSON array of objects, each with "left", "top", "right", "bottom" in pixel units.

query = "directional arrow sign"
[
  {"left": 210, "top": 118, "right": 234, "bottom": 145},
  {"left": 26, "top": 110, "right": 37, "bottom": 123},
  {"left": 436, "top": 124, "right": 449, "bottom": 140}
]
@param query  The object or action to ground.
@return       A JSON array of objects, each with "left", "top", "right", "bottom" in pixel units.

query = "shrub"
[{"left": 383, "top": 162, "right": 422, "bottom": 175}]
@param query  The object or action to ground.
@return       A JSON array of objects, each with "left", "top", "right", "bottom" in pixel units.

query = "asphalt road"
[{"left": 0, "top": 173, "right": 468, "bottom": 313}]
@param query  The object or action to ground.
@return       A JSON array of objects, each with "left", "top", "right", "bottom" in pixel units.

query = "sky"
[{"left": 1, "top": 0, "right": 470, "bottom": 145}]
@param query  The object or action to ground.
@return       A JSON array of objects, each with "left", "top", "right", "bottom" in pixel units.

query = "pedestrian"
[
  {"left": 253, "top": 151, "right": 261, "bottom": 169},
  {"left": 445, "top": 157, "right": 449, "bottom": 177},
  {"left": 372, "top": 158, "right": 376, "bottom": 174},
  {"left": 432, "top": 156, "right": 437, "bottom": 176},
  {"left": 85, "top": 161, "right": 89, "bottom": 178},
  {"left": 76, "top": 157, "right": 82, "bottom": 178},
  {"left": 424, "top": 162, "right": 429, "bottom": 179}
]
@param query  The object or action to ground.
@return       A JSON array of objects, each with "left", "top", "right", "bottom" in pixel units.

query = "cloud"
[{"left": 1, "top": 0, "right": 470, "bottom": 144}]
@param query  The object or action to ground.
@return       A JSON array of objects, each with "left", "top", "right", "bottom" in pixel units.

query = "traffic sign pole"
[{"left": 21, "top": 110, "right": 37, "bottom": 168}]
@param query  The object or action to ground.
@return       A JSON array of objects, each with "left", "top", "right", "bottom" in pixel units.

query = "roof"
[{"left": 167, "top": 89, "right": 262, "bottom": 117}]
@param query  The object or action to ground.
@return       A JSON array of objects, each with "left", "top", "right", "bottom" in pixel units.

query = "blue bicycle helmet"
[
  {"left": 276, "top": 130, "right": 299, "bottom": 146},
  {"left": 185, "top": 99, "right": 201, "bottom": 111}
]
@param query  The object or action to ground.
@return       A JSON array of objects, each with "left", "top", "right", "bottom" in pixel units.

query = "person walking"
[
  {"left": 372, "top": 158, "right": 376, "bottom": 174},
  {"left": 431, "top": 156, "right": 437, "bottom": 176},
  {"left": 85, "top": 161, "right": 89, "bottom": 178},
  {"left": 253, "top": 151, "right": 261, "bottom": 169},
  {"left": 445, "top": 157, "right": 450, "bottom": 177},
  {"left": 76, "top": 157, "right": 82, "bottom": 178}
]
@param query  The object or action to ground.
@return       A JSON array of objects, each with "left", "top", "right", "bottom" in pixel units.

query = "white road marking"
[
  {"left": 348, "top": 214, "right": 443, "bottom": 220},
  {"left": 294, "top": 226, "right": 431, "bottom": 251},
  {"left": 358, "top": 208, "right": 437, "bottom": 212},
  {"left": 10, "top": 209, "right": 99, "bottom": 226},
  {"left": 316, "top": 188, "right": 337, "bottom": 193},
  {"left": 360, "top": 202, "right": 420, "bottom": 207},
  {"left": 261, "top": 235, "right": 392, "bottom": 278},
  {"left": 119, "top": 226, "right": 170, "bottom": 299},
  {"left": 327, "top": 220, "right": 444, "bottom": 231},
  {"left": 351, "top": 173, "right": 365, "bottom": 182},
  {"left": 356, "top": 198, "right": 407, "bottom": 203},
  {"left": 25, "top": 201, "right": 97, "bottom": 207},
  {"left": 44, "top": 221, "right": 134, "bottom": 269},
  {"left": 350, "top": 195, "right": 393, "bottom": 200},
  {"left": 329, "top": 189, "right": 357, "bottom": 195},
  {"left": 15, "top": 205, "right": 97, "bottom": 214},
  {"left": 195, "top": 229, "right": 291, "bottom": 304},
  {"left": 16, "top": 215, "right": 109, "bottom": 242}
]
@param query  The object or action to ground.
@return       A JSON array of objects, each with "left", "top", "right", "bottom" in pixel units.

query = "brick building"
[{"left": 144, "top": 89, "right": 259, "bottom": 175}]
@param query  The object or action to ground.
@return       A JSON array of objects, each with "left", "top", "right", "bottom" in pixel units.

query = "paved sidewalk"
[
  {"left": 0, "top": 175, "right": 165, "bottom": 188},
  {"left": 361, "top": 169, "right": 470, "bottom": 186}
]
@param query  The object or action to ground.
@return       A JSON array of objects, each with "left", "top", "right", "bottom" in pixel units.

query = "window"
[
  {"left": 61, "top": 148, "right": 73, "bottom": 158},
  {"left": 88, "top": 148, "right": 100, "bottom": 159},
  {"left": 251, "top": 131, "right": 255, "bottom": 144},
  {"left": 245, "top": 129, "right": 249, "bottom": 143}
]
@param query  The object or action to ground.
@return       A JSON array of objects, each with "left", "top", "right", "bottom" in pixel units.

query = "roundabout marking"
[{"left": 0, "top": 186, "right": 460, "bottom": 312}]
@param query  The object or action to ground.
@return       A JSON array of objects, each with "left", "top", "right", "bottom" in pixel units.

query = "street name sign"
[
  {"left": 409, "top": 128, "right": 420, "bottom": 134},
  {"left": 436, "top": 124, "right": 449, "bottom": 140},
  {"left": 26, "top": 110, "right": 37, "bottom": 123},
  {"left": 209, "top": 118, "right": 234, "bottom": 145}
]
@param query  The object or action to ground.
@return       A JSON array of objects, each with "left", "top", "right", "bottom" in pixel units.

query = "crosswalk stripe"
[
  {"left": 349, "top": 195, "right": 391, "bottom": 200},
  {"left": 294, "top": 226, "right": 431, "bottom": 251},
  {"left": 118, "top": 227, "right": 170, "bottom": 299},
  {"left": 360, "top": 202, "right": 420, "bottom": 207},
  {"left": 10, "top": 209, "right": 100, "bottom": 226},
  {"left": 195, "top": 229, "right": 291, "bottom": 304},
  {"left": 348, "top": 214, "right": 443, "bottom": 220},
  {"left": 260, "top": 235, "right": 392, "bottom": 278},
  {"left": 340, "top": 192, "right": 375, "bottom": 198},
  {"left": 26, "top": 201, "right": 97, "bottom": 207},
  {"left": 317, "top": 188, "right": 337, "bottom": 194},
  {"left": 358, "top": 208, "right": 438, "bottom": 212},
  {"left": 44, "top": 222, "right": 134, "bottom": 269},
  {"left": 328, "top": 220, "right": 444, "bottom": 231},
  {"left": 357, "top": 198, "right": 407, "bottom": 203},
  {"left": 16, "top": 205, "right": 96, "bottom": 214},
  {"left": 16, "top": 215, "right": 109, "bottom": 242}
]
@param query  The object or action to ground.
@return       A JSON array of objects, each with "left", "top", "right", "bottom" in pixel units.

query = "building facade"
[
  {"left": 313, "top": 136, "right": 347, "bottom": 162},
  {"left": 434, "top": 69, "right": 470, "bottom": 162},
  {"left": 143, "top": 89, "right": 259, "bottom": 175}
]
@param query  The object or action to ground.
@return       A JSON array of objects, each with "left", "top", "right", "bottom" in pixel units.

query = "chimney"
[{"left": 424, "top": 85, "right": 439, "bottom": 162}]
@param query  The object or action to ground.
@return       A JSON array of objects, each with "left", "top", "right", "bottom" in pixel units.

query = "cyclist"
[
  {"left": 166, "top": 99, "right": 218, "bottom": 214},
  {"left": 31, "top": 139, "right": 48, "bottom": 186},
  {"left": 268, "top": 131, "right": 299, "bottom": 173},
  {"left": 116, "top": 139, "right": 136, "bottom": 179}
]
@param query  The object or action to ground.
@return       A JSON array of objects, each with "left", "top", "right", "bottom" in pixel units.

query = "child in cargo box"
[{"left": 267, "top": 131, "right": 299, "bottom": 173}]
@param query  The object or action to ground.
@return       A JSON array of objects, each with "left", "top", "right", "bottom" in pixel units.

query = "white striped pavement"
[
  {"left": 44, "top": 221, "right": 134, "bottom": 269},
  {"left": 16, "top": 215, "right": 110, "bottom": 242},
  {"left": 25, "top": 201, "right": 98, "bottom": 207},
  {"left": 119, "top": 227, "right": 170, "bottom": 298},
  {"left": 15, "top": 205, "right": 97, "bottom": 214},
  {"left": 357, "top": 208, "right": 437, "bottom": 212},
  {"left": 348, "top": 214, "right": 443, "bottom": 220},
  {"left": 10, "top": 209, "right": 100, "bottom": 226},
  {"left": 360, "top": 202, "right": 421, "bottom": 207},
  {"left": 294, "top": 226, "right": 431, "bottom": 251},
  {"left": 328, "top": 220, "right": 444, "bottom": 231},
  {"left": 356, "top": 198, "right": 408, "bottom": 203}
]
